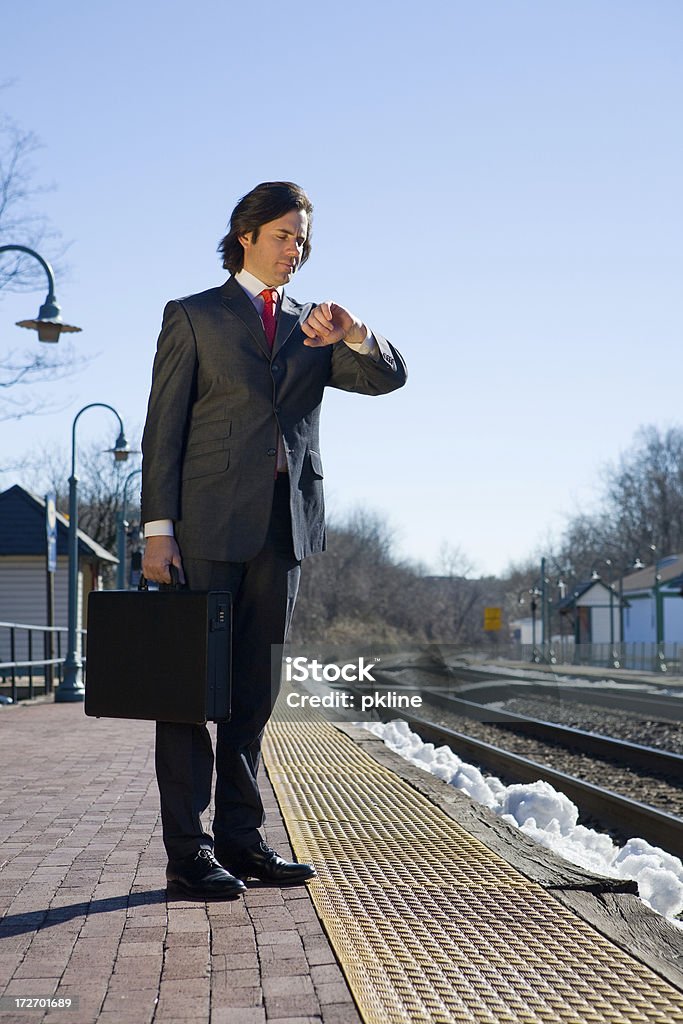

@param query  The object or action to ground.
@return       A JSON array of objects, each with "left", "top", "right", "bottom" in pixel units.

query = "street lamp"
[
  {"left": 547, "top": 565, "right": 570, "bottom": 662},
  {"left": 649, "top": 545, "right": 667, "bottom": 673},
  {"left": 617, "top": 555, "right": 644, "bottom": 667},
  {"left": 55, "top": 404, "right": 130, "bottom": 702},
  {"left": 517, "top": 585, "right": 543, "bottom": 662},
  {"left": 539, "top": 557, "right": 571, "bottom": 664},
  {"left": 518, "top": 557, "right": 568, "bottom": 664},
  {"left": 0, "top": 245, "right": 82, "bottom": 341},
  {"left": 117, "top": 468, "right": 142, "bottom": 590},
  {"left": 590, "top": 558, "right": 619, "bottom": 668}
]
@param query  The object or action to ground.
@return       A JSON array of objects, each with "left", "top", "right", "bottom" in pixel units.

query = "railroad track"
[
  {"left": 417, "top": 686, "right": 683, "bottom": 776},
  {"left": 434, "top": 662, "right": 683, "bottom": 721},
  {"left": 369, "top": 654, "right": 683, "bottom": 717}
]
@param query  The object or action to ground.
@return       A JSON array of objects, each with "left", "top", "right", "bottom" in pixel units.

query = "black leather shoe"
[
  {"left": 166, "top": 848, "right": 247, "bottom": 898},
  {"left": 216, "top": 840, "right": 316, "bottom": 884}
]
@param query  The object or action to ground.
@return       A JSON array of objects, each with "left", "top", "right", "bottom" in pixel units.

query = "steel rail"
[
  {"left": 439, "top": 664, "right": 683, "bottom": 721},
  {"left": 415, "top": 685, "right": 683, "bottom": 776}
]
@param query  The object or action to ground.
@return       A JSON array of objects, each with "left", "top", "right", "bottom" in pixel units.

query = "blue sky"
[{"left": 1, "top": 1, "right": 681, "bottom": 575}]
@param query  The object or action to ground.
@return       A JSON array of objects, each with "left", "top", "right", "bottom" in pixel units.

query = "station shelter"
[
  {"left": 557, "top": 579, "right": 622, "bottom": 645},
  {"left": 620, "top": 554, "right": 683, "bottom": 643}
]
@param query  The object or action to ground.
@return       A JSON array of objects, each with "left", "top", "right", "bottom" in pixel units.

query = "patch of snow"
[{"left": 365, "top": 719, "right": 683, "bottom": 921}]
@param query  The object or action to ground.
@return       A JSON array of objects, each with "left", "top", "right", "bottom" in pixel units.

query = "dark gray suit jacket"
[{"left": 141, "top": 277, "right": 407, "bottom": 562}]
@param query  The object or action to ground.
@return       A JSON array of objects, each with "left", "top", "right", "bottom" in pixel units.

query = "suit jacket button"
[
  {"left": 267, "top": 448, "right": 276, "bottom": 457},
  {"left": 272, "top": 363, "right": 280, "bottom": 371}
]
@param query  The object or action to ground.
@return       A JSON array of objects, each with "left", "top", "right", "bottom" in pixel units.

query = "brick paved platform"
[{"left": 0, "top": 702, "right": 361, "bottom": 1024}]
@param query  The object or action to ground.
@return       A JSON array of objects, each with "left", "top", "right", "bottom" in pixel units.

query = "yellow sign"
[{"left": 484, "top": 607, "right": 502, "bottom": 631}]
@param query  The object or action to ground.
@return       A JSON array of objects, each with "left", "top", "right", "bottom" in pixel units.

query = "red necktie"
[{"left": 259, "top": 288, "right": 278, "bottom": 349}]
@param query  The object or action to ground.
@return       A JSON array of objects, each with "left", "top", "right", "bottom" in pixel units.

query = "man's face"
[{"left": 239, "top": 209, "right": 308, "bottom": 287}]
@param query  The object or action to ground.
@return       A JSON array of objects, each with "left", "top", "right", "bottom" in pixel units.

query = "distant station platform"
[{"left": 1, "top": 696, "right": 682, "bottom": 1023}]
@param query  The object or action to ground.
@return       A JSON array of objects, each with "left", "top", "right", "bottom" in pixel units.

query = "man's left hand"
[{"left": 302, "top": 302, "right": 367, "bottom": 347}]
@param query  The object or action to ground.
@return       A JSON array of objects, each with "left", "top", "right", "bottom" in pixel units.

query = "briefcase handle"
[{"left": 138, "top": 565, "right": 185, "bottom": 591}]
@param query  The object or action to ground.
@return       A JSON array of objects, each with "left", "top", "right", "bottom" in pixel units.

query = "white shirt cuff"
[
  {"left": 344, "top": 329, "right": 377, "bottom": 356},
  {"left": 144, "top": 519, "right": 174, "bottom": 538}
]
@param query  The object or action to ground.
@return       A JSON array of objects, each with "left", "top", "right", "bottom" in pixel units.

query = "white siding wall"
[
  {"left": 575, "top": 584, "right": 621, "bottom": 643},
  {"left": 578, "top": 585, "right": 611, "bottom": 606},
  {"left": 590, "top": 605, "right": 616, "bottom": 644},
  {"left": 509, "top": 618, "right": 536, "bottom": 645},
  {"left": 0, "top": 556, "right": 82, "bottom": 663}
]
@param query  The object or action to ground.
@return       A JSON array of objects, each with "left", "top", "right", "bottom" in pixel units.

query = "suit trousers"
[{"left": 154, "top": 475, "right": 301, "bottom": 860}]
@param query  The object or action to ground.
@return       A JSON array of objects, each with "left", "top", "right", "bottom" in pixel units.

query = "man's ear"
[{"left": 238, "top": 231, "right": 251, "bottom": 251}]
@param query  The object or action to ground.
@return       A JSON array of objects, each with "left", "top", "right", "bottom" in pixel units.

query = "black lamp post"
[
  {"left": 518, "top": 557, "right": 569, "bottom": 665},
  {"left": 649, "top": 545, "right": 667, "bottom": 672},
  {"left": 517, "top": 585, "right": 543, "bottom": 662},
  {"left": 117, "top": 468, "right": 142, "bottom": 590},
  {"left": 55, "top": 404, "right": 130, "bottom": 702},
  {"left": 616, "top": 556, "right": 644, "bottom": 668},
  {"left": 590, "top": 559, "right": 620, "bottom": 668},
  {"left": 0, "top": 245, "right": 82, "bottom": 341}
]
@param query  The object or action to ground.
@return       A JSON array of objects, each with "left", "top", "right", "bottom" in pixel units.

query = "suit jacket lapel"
[
  {"left": 273, "top": 294, "right": 302, "bottom": 356},
  {"left": 220, "top": 277, "right": 271, "bottom": 357}
]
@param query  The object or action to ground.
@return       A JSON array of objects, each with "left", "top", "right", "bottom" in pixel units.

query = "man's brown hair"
[{"left": 218, "top": 181, "right": 313, "bottom": 274}]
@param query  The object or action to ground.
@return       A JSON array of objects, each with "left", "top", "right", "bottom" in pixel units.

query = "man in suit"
[{"left": 141, "top": 181, "right": 407, "bottom": 898}]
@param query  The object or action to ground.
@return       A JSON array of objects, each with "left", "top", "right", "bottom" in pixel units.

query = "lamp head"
[
  {"left": 109, "top": 430, "right": 131, "bottom": 463},
  {"left": 16, "top": 295, "right": 82, "bottom": 342}
]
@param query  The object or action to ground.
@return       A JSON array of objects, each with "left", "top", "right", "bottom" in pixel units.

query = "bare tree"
[
  {"left": 0, "top": 346, "right": 88, "bottom": 422},
  {"left": 436, "top": 541, "right": 476, "bottom": 579},
  {"left": 553, "top": 425, "right": 683, "bottom": 579},
  {"left": 290, "top": 509, "right": 416, "bottom": 643},
  {"left": 289, "top": 508, "right": 499, "bottom": 646},
  {"left": 604, "top": 425, "right": 683, "bottom": 559},
  {"left": 22, "top": 436, "right": 142, "bottom": 563},
  {"left": 415, "top": 543, "right": 500, "bottom": 645},
  {"left": 0, "top": 116, "right": 57, "bottom": 289},
  {"left": 0, "top": 105, "right": 87, "bottom": 420}
]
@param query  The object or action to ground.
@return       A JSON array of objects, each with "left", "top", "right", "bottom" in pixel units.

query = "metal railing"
[
  {"left": 507, "top": 640, "right": 680, "bottom": 675},
  {"left": 0, "top": 620, "right": 87, "bottom": 703}
]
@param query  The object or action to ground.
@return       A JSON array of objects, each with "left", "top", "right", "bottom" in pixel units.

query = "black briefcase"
[{"left": 84, "top": 573, "right": 231, "bottom": 723}]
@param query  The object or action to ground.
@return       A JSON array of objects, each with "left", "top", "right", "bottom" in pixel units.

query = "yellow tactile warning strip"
[{"left": 263, "top": 711, "right": 683, "bottom": 1024}]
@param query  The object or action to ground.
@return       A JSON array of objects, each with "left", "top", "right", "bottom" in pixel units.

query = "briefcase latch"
[{"left": 210, "top": 603, "right": 228, "bottom": 632}]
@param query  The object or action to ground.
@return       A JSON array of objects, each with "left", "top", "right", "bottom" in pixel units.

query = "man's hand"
[
  {"left": 142, "top": 535, "right": 186, "bottom": 585},
  {"left": 302, "top": 302, "right": 367, "bottom": 347}
]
